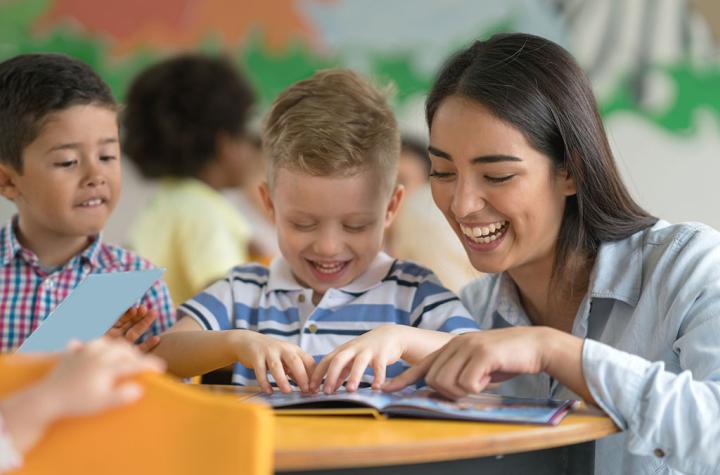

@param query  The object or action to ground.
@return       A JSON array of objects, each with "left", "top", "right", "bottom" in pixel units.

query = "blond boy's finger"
[
  {"left": 283, "top": 352, "right": 310, "bottom": 392},
  {"left": 323, "top": 351, "right": 354, "bottom": 394},
  {"left": 253, "top": 359, "right": 272, "bottom": 394},
  {"left": 267, "top": 356, "right": 292, "bottom": 393},
  {"left": 382, "top": 351, "right": 436, "bottom": 392},
  {"left": 309, "top": 354, "right": 333, "bottom": 392},
  {"left": 345, "top": 351, "right": 372, "bottom": 392},
  {"left": 300, "top": 351, "right": 317, "bottom": 376},
  {"left": 371, "top": 359, "right": 387, "bottom": 390}
]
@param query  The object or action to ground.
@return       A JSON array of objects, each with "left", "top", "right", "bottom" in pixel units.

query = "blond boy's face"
[
  {"left": 0, "top": 104, "right": 121, "bottom": 241},
  {"left": 261, "top": 167, "right": 403, "bottom": 301}
]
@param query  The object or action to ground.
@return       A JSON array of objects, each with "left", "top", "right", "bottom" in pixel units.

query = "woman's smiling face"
[{"left": 428, "top": 95, "right": 576, "bottom": 276}]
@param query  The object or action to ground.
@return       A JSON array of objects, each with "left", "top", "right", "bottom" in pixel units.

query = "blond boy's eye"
[
  {"left": 344, "top": 224, "right": 369, "bottom": 232},
  {"left": 292, "top": 222, "right": 315, "bottom": 231}
]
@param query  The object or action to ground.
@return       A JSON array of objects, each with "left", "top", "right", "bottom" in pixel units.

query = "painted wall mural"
[{"left": 1, "top": 0, "right": 719, "bottom": 237}]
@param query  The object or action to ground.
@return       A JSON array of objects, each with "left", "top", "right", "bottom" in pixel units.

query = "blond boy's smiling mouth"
[{"left": 306, "top": 259, "right": 352, "bottom": 279}]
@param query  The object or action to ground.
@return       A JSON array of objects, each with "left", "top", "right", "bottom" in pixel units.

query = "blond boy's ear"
[
  {"left": 383, "top": 184, "right": 405, "bottom": 227},
  {"left": 258, "top": 182, "right": 275, "bottom": 223},
  {"left": 0, "top": 164, "right": 20, "bottom": 201}
]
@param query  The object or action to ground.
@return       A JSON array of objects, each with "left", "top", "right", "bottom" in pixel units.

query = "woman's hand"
[
  {"left": 384, "top": 327, "right": 582, "bottom": 399},
  {"left": 231, "top": 331, "right": 316, "bottom": 394},
  {"left": 309, "top": 325, "right": 408, "bottom": 394}
]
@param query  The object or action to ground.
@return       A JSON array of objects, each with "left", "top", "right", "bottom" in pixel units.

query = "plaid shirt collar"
[{"left": 0, "top": 216, "right": 103, "bottom": 271}]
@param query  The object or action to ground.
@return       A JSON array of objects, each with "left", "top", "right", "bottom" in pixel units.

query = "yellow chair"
[{"left": 0, "top": 355, "right": 273, "bottom": 475}]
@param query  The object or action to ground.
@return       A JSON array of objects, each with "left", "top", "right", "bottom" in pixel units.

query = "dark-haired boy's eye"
[
  {"left": 100, "top": 155, "right": 116, "bottom": 162},
  {"left": 485, "top": 174, "right": 515, "bottom": 184},
  {"left": 54, "top": 160, "right": 77, "bottom": 168}
]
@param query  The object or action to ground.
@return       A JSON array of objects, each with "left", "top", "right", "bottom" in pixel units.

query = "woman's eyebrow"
[{"left": 428, "top": 145, "right": 522, "bottom": 163}]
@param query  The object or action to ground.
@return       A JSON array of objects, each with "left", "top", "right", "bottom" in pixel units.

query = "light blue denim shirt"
[{"left": 460, "top": 221, "right": 720, "bottom": 475}]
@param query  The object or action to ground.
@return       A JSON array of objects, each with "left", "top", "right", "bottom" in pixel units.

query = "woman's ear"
[
  {"left": 384, "top": 184, "right": 405, "bottom": 227},
  {"left": 558, "top": 168, "right": 577, "bottom": 197},
  {"left": 258, "top": 182, "right": 275, "bottom": 223}
]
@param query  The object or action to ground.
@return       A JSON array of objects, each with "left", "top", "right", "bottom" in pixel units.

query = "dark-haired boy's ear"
[
  {"left": 0, "top": 164, "right": 20, "bottom": 201},
  {"left": 384, "top": 184, "right": 405, "bottom": 227},
  {"left": 258, "top": 182, "right": 275, "bottom": 223}
]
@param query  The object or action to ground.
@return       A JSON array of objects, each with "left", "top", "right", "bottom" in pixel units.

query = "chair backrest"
[{"left": 0, "top": 355, "right": 273, "bottom": 475}]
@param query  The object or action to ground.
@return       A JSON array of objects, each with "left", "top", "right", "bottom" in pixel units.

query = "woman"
[{"left": 384, "top": 33, "right": 720, "bottom": 474}]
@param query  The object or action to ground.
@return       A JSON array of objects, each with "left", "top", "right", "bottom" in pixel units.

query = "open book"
[{"left": 256, "top": 387, "right": 577, "bottom": 425}]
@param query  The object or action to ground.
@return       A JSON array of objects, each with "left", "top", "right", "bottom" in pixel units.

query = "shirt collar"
[
  {"left": 266, "top": 252, "right": 396, "bottom": 295},
  {"left": 491, "top": 229, "right": 645, "bottom": 327},
  {"left": 0, "top": 217, "right": 22, "bottom": 266},
  {"left": 586, "top": 234, "right": 643, "bottom": 307},
  {"left": 0, "top": 215, "right": 103, "bottom": 269}
]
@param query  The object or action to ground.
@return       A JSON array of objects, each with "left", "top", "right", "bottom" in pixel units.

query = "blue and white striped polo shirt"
[{"left": 178, "top": 252, "right": 479, "bottom": 386}]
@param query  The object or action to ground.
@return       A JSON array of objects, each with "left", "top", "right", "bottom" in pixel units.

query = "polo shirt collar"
[{"left": 266, "top": 252, "right": 396, "bottom": 295}]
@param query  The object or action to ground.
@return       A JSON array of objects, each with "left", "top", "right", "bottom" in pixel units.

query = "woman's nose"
[{"left": 451, "top": 177, "right": 486, "bottom": 219}]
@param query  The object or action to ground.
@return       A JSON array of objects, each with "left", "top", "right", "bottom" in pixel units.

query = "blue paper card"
[{"left": 17, "top": 269, "right": 164, "bottom": 353}]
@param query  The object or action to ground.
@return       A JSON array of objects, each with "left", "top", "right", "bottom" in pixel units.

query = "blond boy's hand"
[
  {"left": 231, "top": 331, "right": 316, "bottom": 394},
  {"left": 106, "top": 305, "right": 160, "bottom": 352},
  {"left": 309, "top": 325, "right": 407, "bottom": 394}
]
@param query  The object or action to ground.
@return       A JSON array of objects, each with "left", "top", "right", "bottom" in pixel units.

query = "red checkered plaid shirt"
[{"left": 0, "top": 218, "right": 175, "bottom": 352}]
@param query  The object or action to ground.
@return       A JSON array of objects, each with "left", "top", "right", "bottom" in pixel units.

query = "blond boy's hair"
[{"left": 262, "top": 69, "right": 400, "bottom": 194}]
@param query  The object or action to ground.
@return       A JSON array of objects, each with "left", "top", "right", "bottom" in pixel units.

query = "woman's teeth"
[
  {"left": 312, "top": 261, "right": 345, "bottom": 274},
  {"left": 460, "top": 220, "right": 508, "bottom": 244}
]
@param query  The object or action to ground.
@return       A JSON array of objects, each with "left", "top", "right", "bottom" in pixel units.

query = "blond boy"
[{"left": 154, "top": 70, "right": 478, "bottom": 393}]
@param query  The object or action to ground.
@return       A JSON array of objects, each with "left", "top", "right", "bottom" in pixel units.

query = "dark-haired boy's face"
[
  {"left": 428, "top": 96, "right": 576, "bottom": 279},
  {"left": 0, "top": 104, "right": 121, "bottom": 242}
]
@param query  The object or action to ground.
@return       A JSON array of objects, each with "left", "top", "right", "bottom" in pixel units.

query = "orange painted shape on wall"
[{"left": 34, "top": 0, "right": 329, "bottom": 55}]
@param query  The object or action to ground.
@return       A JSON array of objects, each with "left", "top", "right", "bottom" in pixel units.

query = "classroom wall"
[{"left": 1, "top": 0, "right": 720, "bottom": 243}]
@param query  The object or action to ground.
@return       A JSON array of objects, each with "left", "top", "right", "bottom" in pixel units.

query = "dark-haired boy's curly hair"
[{"left": 122, "top": 54, "right": 255, "bottom": 179}]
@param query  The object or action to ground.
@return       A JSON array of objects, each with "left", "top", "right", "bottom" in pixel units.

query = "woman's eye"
[
  {"left": 429, "top": 170, "right": 455, "bottom": 180},
  {"left": 485, "top": 174, "right": 515, "bottom": 184}
]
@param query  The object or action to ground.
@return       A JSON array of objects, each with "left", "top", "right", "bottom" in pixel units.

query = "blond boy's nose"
[{"left": 313, "top": 230, "right": 342, "bottom": 256}]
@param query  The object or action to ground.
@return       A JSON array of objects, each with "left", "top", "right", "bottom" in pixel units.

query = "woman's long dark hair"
[{"left": 426, "top": 33, "right": 657, "bottom": 289}]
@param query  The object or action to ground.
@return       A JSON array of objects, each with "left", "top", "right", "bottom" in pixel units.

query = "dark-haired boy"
[{"left": 0, "top": 53, "right": 174, "bottom": 352}]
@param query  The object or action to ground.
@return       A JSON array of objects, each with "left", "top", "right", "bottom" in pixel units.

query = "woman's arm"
[{"left": 383, "top": 326, "right": 594, "bottom": 401}]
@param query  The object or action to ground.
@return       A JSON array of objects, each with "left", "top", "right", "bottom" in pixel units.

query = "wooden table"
[{"left": 205, "top": 385, "right": 619, "bottom": 474}]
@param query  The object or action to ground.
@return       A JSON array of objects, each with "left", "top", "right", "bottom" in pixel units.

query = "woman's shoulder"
[
  {"left": 643, "top": 220, "right": 720, "bottom": 248},
  {"left": 606, "top": 220, "right": 720, "bottom": 289}
]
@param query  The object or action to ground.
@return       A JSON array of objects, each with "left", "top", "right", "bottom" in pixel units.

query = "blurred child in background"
[{"left": 124, "top": 54, "right": 258, "bottom": 304}]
